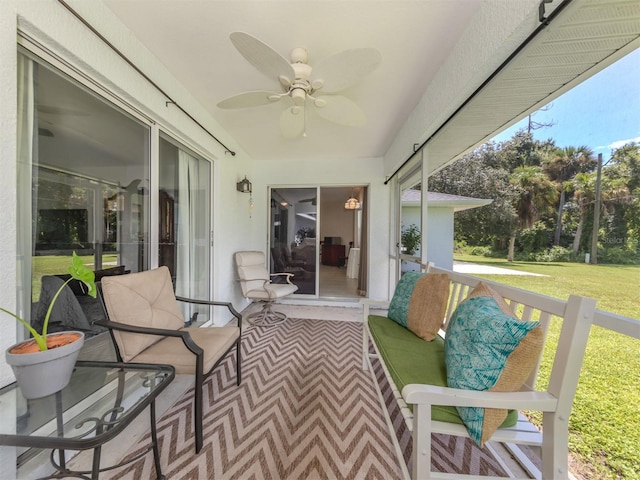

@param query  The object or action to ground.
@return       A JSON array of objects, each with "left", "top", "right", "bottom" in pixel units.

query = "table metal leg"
[
  {"left": 90, "top": 446, "right": 102, "bottom": 479},
  {"left": 55, "top": 391, "right": 67, "bottom": 473},
  {"left": 149, "top": 401, "right": 164, "bottom": 480}
]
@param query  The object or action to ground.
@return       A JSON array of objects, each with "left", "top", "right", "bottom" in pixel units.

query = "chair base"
[{"left": 247, "top": 302, "right": 287, "bottom": 326}]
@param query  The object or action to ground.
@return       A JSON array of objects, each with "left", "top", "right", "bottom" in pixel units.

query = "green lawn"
[
  {"left": 455, "top": 254, "right": 640, "bottom": 479},
  {"left": 31, "top": 254, "right": 117, "bottom": 301}
]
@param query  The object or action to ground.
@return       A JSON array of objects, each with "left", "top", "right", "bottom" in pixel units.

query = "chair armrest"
[
  {"left": 270, "top": 272, "right": 295, "bottom": 284},
  {"left": 402, "top": 384, "right": 558, "bottom": 412},
  {"left": 94, "top": 319, "right": 204, "bottom": 356},
  {"left": 175, "top": 296, "right": 242, "bottom": 327}
]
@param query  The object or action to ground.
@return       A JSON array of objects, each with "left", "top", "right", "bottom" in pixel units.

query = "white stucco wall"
[
  {"left": 0, "top": 0, "right": 18, "bottom": 391},
  {"left": 0, "top": 3, "right": 19, "bottom": 477},
  {"left": 402, "top": 205, "right": 454, "bottom": 271},
  {"left": 427, "top": 208, "right": 454, "bottom": 270}
]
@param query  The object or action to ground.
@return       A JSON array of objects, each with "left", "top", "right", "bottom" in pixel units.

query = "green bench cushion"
[{"left": 368, "top": 314, "right": 518, "bottom": 427}]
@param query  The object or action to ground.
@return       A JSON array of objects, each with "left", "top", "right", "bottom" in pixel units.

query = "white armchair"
[{"left": 235, "top": 251, "right": 298, "bottom": 325}]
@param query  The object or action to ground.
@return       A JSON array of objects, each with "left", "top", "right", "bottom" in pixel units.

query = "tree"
[
  {"left": 508, "top": 166, "right": 558, "bottom": 261},
  {"left": 429, "top": 147, "right": 518, "bottom": 249},
  {"left": 571, "top": 171, "right": 595, "bottom": 253},
  {"left": 494, "top": 130, "right": 556, "bottom": 171},
  {"left": 543, "top": 146, "right": 596, "bottom": 245},
  {"left": 608, "top": 143, "right": 640, "bottom": 253},
  {"left": 526, "top": 103, "right": 556, "bottom": 133}
]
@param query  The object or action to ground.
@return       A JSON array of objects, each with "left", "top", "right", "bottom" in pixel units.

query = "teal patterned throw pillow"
[
  {"left": 444, "top": 296, "right": 540, "bottom": 446},
  {"left": 387, "top": 272, "right": 424, "bottom": 327}
]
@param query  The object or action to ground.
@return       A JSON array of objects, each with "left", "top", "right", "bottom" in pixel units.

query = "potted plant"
[
  {"left": 401, "top": 224, "right": 422, "bottom": 256},
  {"left": 2, "top": 252, "right": 96, "bottom": 399}
]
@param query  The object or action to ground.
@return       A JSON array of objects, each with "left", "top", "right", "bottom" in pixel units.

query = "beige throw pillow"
[{"left": 407, "top": 273, "right": 450, "bottom": 341}]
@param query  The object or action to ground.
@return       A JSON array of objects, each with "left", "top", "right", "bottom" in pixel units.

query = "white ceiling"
[
  {"left": 102, "top": 0, "right": 484, "bottom": 161},
  {"left": 100, "top": 0, "right": 640, "bottom": 168}
]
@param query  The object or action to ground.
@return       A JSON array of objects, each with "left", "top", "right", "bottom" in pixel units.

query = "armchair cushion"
[
  {"left": 133, "top": 326, "right": 240, "bottom": 374},
  {"left": 101, "top": 266, "right": 184, "bottom": 361}
]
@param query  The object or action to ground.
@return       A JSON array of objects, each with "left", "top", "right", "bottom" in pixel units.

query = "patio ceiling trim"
[
  {"left": 386, "top": 0, "right": 640, "bottom": 184},
  {"left": 384, "top": 0, "right": 573, "bottom": 185}
]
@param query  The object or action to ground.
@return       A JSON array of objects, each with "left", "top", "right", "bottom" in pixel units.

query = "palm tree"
[
  {"left": 508, "top": 166, "right": 558, "bottom": 261},
  {"left": 572, "top": 170, "right": 631, "bottom": 253},
  {"left": 571, "top": 172, "right": 595, "bottom": 253},
  {"left": 543, "top": 146, "right": 596, "bottom": 245}
]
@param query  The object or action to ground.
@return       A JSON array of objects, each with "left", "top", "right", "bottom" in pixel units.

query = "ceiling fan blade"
[
  {"left": 311, "top": 48, "right": 381, "bottom": 93},
  {"left": 314, "top": 95, "right": 366, "bottom": 127},
  {"left": 230, "top": 32, "right": 295, "bottom": 83},
  {"left": 280, "top": 106, "right": 305, "bottom": 139},
  {"left": 217, "top": 90, "right": 281, "bottom": 109}
]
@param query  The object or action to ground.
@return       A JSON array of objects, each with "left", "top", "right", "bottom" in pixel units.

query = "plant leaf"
[{"left": 68, "top": 251, "right": 97, "bottom": 298}]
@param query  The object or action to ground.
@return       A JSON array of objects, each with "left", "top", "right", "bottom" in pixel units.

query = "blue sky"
[{"left": 491, "top": 47, "right": 640, "bottom": 156}]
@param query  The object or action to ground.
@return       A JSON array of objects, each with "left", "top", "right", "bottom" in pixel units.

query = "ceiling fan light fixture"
[
  {"left": 344, "top": 195, "right": 361, "bottom": 210},
  {"left": 291, "top": 88, "right": 306, "bottom": 106}
]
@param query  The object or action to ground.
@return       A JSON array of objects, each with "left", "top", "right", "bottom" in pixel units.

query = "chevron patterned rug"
[{"left": 105, "top": 318, "right": 507, "bottom": 479}]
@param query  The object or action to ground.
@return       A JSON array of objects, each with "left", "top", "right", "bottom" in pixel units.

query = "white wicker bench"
[{"left": 362, "top": 266, "right": 599, "bottom": 480}]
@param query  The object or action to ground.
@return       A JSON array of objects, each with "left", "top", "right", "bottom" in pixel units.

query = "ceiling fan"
[{"left": 217, "top": 32, "right": 381, "bottom": 138}]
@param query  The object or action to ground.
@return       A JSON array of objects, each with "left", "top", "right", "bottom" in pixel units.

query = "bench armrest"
[
  {"left": 360, "top": 298, "right": 390, "bottom": 320},
  {"left": 359, "top": 299, "right": 390, "bottom": 308},
  {"left": 402, "top": 383, "right": 558, "bottom": 412}
]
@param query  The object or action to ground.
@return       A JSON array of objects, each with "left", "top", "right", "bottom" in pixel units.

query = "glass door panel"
[
  {"left": 18, "top": 51, "right": 150, "bottom": 339},
  {"left": 269, "top": 187, "right": 317, "bottom": 295},
  {"left": 399, "top": 172, "right": 423, "bottom": 277},
  {"left": 159, "top": 134, "right": 211, "bottom": 323}
]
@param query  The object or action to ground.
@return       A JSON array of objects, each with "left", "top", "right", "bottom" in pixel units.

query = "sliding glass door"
[
  {"left": 158, "top": 134, "right": 211, "bottom": 323},
  {"left": 269, "top": 187, "right": 318, "bottom": 295},
  {"left": 17, "top": 50, "right": 150, "bottom": 335}
]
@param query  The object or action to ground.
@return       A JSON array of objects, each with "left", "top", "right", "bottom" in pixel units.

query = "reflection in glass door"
[
  {"left": 398, "top": 169, "right": 423, "bottom": 277},
  {"left": 269, "top": 187, "right": 317, "bottom": 295},
  {"left": 18, "top": 51, "right": 150, "bottom": 332},
  {"left": 159, "top": 134, "right": 211, "bottom": 323}
]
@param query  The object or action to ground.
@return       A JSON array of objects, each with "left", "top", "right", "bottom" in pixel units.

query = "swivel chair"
[{"left": 235, "top": 251, "right": 298, "bottom": 325}]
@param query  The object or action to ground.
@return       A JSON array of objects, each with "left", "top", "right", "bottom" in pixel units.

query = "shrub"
[
  {"left": 598, "top": 247, "right": 640, "bottom": 265},
  {"left": 519, "top": 222, "right": 551, "bottom": 255},
  {"left": 401, "top": 224, "right": 422, "bottom": 255},
  {"left": 534, "top": 246, "right": 574, "bottom": 262},
  {"left": 469, "top": 246, "right": 492, "bottom": 257}
]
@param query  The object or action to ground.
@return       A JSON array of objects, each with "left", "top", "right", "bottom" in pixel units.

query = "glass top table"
[{"left": 0, "top": 361, "right": 174, "bottom": 480}]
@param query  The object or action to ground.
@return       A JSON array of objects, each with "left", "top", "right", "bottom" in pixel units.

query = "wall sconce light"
[
  {"left": 344, "top": 194, "right": 361, "bottom": 210},
  {"left": 237, "top": 176, "right": 252, "bottom": 193}
]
